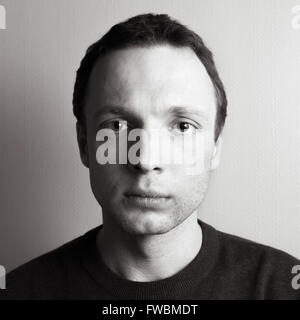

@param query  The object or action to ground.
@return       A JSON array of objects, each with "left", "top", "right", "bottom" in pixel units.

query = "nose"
[
  {"left": 131, "top": 161, "right": 162, "bottom": 173},
  {"left": 128, "top": 129, "right": 164, "bottom": 173}
]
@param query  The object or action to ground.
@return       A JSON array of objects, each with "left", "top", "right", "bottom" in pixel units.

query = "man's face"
[{"left": 79, "top": 45, "right": 223, "bottom": 235}]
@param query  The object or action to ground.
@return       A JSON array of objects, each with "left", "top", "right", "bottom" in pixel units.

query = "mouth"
[
  {"left": 124, "top": 189, "right": 172, "bottom": 209},
  {"left": 124, "top": 189, "right": 170, "bottom": 198}
]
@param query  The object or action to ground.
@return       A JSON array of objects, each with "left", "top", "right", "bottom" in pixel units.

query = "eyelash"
[
  {"left": 170, "top": 120, "right": 200, "bottom": 134},
  {"left": 99, "top": 119, "right": 201, "bottom": 134},
  {"left": 99, "top": 119, "right": 129, "bottom": 132}
]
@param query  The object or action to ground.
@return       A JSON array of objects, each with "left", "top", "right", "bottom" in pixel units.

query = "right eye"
[{"left": 103, "top": 119, "right": 128, "bottom": 133}]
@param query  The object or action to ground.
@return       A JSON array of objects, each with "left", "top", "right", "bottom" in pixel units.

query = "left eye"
[{"left": 172, "top": 121, "right": 197, "bottom": 134}]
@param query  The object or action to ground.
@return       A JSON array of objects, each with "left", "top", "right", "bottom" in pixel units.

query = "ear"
[
  {"left": 76, "top": 121, "right": 89, "bottom": 168},
  {"left": 210, "top": 131, "right": 224, "bottom": 171}
]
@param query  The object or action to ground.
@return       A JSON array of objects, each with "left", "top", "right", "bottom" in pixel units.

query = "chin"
[{"left": 117, "top": 210, "right": 177, "bottom": 235}]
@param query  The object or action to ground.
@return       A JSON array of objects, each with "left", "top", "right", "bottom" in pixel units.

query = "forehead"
[{"left": 85, "top": 45, "right": 216, "bottom": 118}]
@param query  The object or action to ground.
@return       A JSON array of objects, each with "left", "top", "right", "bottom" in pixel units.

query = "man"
[{"left": 1, "top": 13, "right": 300, "bottom": 300}]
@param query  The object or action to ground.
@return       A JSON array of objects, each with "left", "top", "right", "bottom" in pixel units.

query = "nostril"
[{"left": 130, "top": 162, "right": 161, "bottom": 173}]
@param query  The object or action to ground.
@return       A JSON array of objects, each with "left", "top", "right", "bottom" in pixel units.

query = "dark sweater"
[{"left": 1, "top": 220, "right": 300, "bottom": 300}]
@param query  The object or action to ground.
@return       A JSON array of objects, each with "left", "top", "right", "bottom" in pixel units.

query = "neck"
[{"left": 96, "top": 212, "right": 202, "bottom": 282}]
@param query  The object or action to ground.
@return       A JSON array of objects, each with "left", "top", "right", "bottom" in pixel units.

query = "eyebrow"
[
  {"left": 94, "top": 105, "right": 138, "bottom": 118},
  {"left": 167, "top": 106, "right": 208, "bottom": 119},
  {"left": 93, "top": 105, "right": 208, "bottom": 120}
]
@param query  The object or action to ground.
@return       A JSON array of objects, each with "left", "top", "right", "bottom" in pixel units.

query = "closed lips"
[
  {"left": 123, "top": 190, "right": 172, "bottom": 209},
  {"left": 124, "top": 191, "right": 170, "bottom": 198}
]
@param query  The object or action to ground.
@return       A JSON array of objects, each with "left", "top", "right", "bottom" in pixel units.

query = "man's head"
[
  {"left": 73, "top": 13, "right": 227, "bottom": 235},
  {"left": 73, "top": 13, "right": 227, "bottom": 142}
]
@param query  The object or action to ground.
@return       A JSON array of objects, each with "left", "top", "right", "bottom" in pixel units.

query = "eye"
[
  {"left": 103, "top": 119, "right": 128, "bottom": 133},
  {"left": 171, "top": 121, "right": 199, "bottom": 134}
]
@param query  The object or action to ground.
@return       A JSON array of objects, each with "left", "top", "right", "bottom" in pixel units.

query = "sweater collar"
[{"left": 81, "top": 219, "right": 219, "bottom": 299}]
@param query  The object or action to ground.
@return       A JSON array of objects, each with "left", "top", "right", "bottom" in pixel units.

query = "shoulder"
[
  {"left": 217, "top": 228, "right": 299, "bottom": 267},
  {"left": 0, "top": 227, "right": 99, "bottom": 300},
  {"left": 215, "top": 227, "right": 300, "bottom": 299}
]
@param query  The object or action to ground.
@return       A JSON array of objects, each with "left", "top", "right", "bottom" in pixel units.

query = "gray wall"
[{"left": 1, "top": 0, "right": 300, "bottom": 272}]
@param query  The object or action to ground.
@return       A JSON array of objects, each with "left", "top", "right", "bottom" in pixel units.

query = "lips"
[
  {"left": 124, "top": 189, "right": 170, "bottom": 198},
  {"left": 124, "top": 189, "right": 172, "bottom": 209}
]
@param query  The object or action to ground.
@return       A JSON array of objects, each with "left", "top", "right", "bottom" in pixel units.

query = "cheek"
[
  {"left": 89, "top": 165, "right": 129, "bottom": 211},
  {"left": 171, "top": 169, "right": 211, "bottom": 215},
  {"left": 87, "top": 130, "right": 117, "bottom": 184},
  {"left": 170, "top": 131, "right": 215, "bottom": 169},
  {"left": 175, "top": 166, "right": 210, "bottom": 196},
  {"left": 90, "top": 164, "right": 121, "bottom": 192},
  {"left": 88, "top": 150, "right": 126, "bottom": 208}
]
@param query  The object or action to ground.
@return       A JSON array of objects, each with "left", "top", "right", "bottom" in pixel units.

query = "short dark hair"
[{"left": 73, "top": 13, "right": 227, "bottom": 142}]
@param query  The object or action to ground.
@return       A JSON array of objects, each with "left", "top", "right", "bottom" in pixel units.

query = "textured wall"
[{"left": 0, "top": 0, "right": 299, "bottom": 272}]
